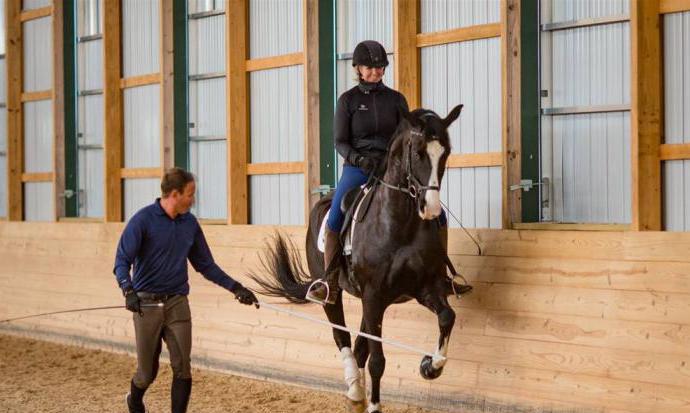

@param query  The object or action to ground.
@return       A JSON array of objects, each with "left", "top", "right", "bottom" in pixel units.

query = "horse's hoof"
[
  {"left": 346, "top": 398, "right": 366, "bottom": 413},
  {"left": 420, "top": 355, "right": 444, "bottom": 380}
]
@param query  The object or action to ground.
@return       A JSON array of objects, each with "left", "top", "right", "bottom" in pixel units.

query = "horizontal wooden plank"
[
  {"left": 446, "top": 152, "right": 503, "bottom": 168},
  {"left": 21, "top": 172, "right": 54, "bottom": 182},
  {"left": 19, "top": 6, "right": 52, "bottom": 22},
  {"left": 660, "top": 0, "right": 690, "bottom": 14},
  {"left": 416, "top": 23, "right": 501, "bottom": 48},
  {"left": 660, "top": 143, "right": 690, "bottom": 161},
  {"left": 246, "top": 161, "right": 305, "bottom": 175},
  {"left": 119, "top": 73, "right": 161, "bottom": 89},
  {"left": 245, "top": 52, "right": 304, "bottom": 72},
  {"left": 21, "top": 90, "right": 52, "bottom": 102},
  {"left": 512, "top": 222, "right": 631, "bottom": 231},
  {"left": 119, "top": 167, "right": 162, "bottom": 179}
]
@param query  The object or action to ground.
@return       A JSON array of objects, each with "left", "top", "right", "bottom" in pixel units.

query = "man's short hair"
[{"left": 161, "top": 167, "right": 195, "bottom": 197}]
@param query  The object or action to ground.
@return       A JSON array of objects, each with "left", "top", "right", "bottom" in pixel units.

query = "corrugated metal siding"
[
  {"left": 249, "top": 0, "right": 302, "bottom": 59},
  {"left": 188, "top": 0, "right": 224, "bottom": 14},
  {"left": 190, "top": 140, "right": 226, "bottom": 219},
  {"left": 78, "top": 94, "right": 104, "bottom": 217},
  {"left": 421, "top": 38, "right": 501, "bottom": 228},
  {"left": 122, "top": 0, "right": 160, "bottom": 77},
  {"left": 542, "top": 8, "right": 631, "bottom": 223},
  {"left": 663, "top": 11, "right": 690, "bottom": 231},
  {"left": 78, "top": 0, "right": 102, "bottom": 37},
  {"left": 23, "top": 100, "right": 53, "bottom": 173},
  {"left": 250, "top": 66, "right": 304, "bottom": 163},
  {"left": 124, "top": 84, "right": 161, "bottom": 168},
  {"left": 336, "top": 0, "right": 393, "bottom": 54},
  {"left": 549, "top": 0, "right": 629, "bottom": 23},
  {"left": 188, "top": 12, "right": 226, "bottom": 219},
  {"left": 0, "top": 1, "right": 5, "bottom": 55},
  {"left": 22, "top": 0, "right": 50, "bottom": 10},
  {"left": 124, "top": 179, "right": 160, "bottom": 221},
  {"left": 249, "top": 174, "right": 304, "bottom": 225},
  {"left": 24, "top": 182, "right": 53, "bottom": 221},
  {"left": 421, "top": 0, "right": 500, "bottom": 33},
  {"left": 78, "top": 40, "right": 102, "bottom": 91},
  {"left": 23, "top": 17, "right": 52, "bottom": 92}
]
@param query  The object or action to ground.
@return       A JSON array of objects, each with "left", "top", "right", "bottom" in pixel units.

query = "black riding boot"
[
  {"left": 306, "top": 227, "right": 341, "bottom": 305},
  {"left": 171, "top": 378, "right": 192, "bottom": 413},
  {"left": 126, "top": 380, "right": 147, "bottom": 413}
]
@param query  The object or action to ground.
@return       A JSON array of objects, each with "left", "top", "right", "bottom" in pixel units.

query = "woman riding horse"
[{"left": 307, "top": 40, "right": 447, "bottom": 305}]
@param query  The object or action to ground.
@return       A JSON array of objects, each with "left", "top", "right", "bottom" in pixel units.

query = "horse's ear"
[
  {"left": 443, "top": 104, "right": 463, "bottom": 128},
  {"left": 399, "top": 105, "right": 420, "bottom": 128}
]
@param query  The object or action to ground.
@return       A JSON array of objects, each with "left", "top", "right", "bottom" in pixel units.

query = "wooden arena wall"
[{"left": 1, "top": 222, "right": 689, "bottom": 413}]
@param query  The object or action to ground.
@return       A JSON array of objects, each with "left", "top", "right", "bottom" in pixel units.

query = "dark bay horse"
[{"left": 250, "top": 105, "right": 463, "bottom": 413}]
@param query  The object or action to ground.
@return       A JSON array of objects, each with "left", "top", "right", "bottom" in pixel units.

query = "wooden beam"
[
  {"left": 630, "top": 0, "right": 662, "bottom": 231},
  {"left": 660, "top": 143, "right": 690, "bottom": 160},
  {"left": 226, "top": 0, "right": 249, "bottom": 224},
  {"left": 503, "top": 0, "right": 522, "bottom": 228},
  {"left": 446, "top": 152, "right": 503, "bottom": 169},
  {"left": 303, "top": 0, "right": 320, "bottom": 217},
  {"left": 119, "top": 73, "right": 161, "bottom": 89},
  {"left": 394, "top": 0, "right": 420, "bottom": 108},
  {"left": 245, "top": 52, "right": 304, "bottom": 72},
  {"left": 7, "top": 0, "right": 23, "bottom": 221},
  {"left": 21, "top": 172, "right": 55, "bottom": 182},
  {"left": 53, "top": 0, "right": 65, "bottom": 220},
  {"left": 20, "top": 90, "right": 52, "bottom": 102},
  {"left": 660, "top": 0, "right": 690, "bottom": 14},
  {"left": 161, "top": 0, "right": 174, "bottom": 169},
  {"left": 416, "top": 23, "right": 501, "bottom": 48},
  {"left": 246, "top": 162, "right": 305, "bottom": 176},
  {"left": 120, "top": 167, "right": 163, "bottom": 179},
  {"left": 19, "top": 5, "right": 52, "bottom": 22},
  {"left": 103, "top": 0, "right": 123, "bottom": 222}
]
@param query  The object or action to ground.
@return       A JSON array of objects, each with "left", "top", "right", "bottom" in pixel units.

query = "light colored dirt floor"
[{"left": 0, "top": 334, "right": 443, "bottom": 413}]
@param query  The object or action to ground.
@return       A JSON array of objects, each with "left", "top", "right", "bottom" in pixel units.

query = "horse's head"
[{"left": 387, "top": 105, "right": 463, "bottom": 220}]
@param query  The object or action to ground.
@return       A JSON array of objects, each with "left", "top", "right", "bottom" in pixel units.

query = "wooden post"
[
  {"left": 6, "top": 0, "right": 23, "bottom": 221},
  {"left": 53, "top": 0, "right": 65, "bottom": 220},
  {"left": 303, "top": 0, "right": 320, "bottom": 218},
  {"left": 226, "top": 0, "right": 249, "bottom": 224},
  {"left": 393, "top": 0, "right": 420, "bottom": 108},
  {"left": 103, "top": 0, "right": 123, "bottom": 222},
  {"left": 161, "top": 0, "right": 174, "bottom": 170},
  {"left": 630, "top": 0, "right": 662, "bottom": 231},
  {"left": 502, "top": 0, "right": 521, "bottom": 228}
]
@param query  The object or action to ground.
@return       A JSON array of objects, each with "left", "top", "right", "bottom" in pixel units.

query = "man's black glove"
[
  {"left": 356, "top": 155, "right": 377, "bottom": 174},
  {"left": 124, "top": 289, "right": 141, "bottom": 314},
  {"left": 232, "top": 284, "right": 259, "bottom": 308}
]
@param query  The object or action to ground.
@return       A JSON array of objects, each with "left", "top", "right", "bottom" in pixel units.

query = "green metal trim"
[
  {"left": 173, "top": 0, "right": 188, "bottom": 169},
  {"left": 64, "top": 0, "right": 78, "bottom": 217},
  {"left": 520, "top": 0, "right": 540, "bottom": 222},
  {"left": 318, "top": 0, "right": 336, "bottom": 188}
]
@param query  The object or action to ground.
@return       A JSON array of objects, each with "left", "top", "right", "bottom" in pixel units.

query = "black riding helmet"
[{"left": 352, "top": 40, "right": 389, "bottom": 68}]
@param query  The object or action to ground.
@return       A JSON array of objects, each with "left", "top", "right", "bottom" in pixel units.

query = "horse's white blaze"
[
  {"left": 431, "top": 337, "right": 450, "bottom": 370},
  {"left": 341, "top": 347, "right": 365, "bottom": 401},
  {"left": 421, "top": 140, "right": 444, "bottom": 220}
]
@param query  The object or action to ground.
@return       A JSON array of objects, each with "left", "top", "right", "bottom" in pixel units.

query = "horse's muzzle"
[{"left": 419, "top": 189, "right": 442, "bottom": 220}]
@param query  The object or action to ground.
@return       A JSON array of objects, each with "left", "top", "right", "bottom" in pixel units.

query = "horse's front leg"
[
  {"left": 417, "top": 287, "right": 455, "bottom": 380},
  {"left": 362, "top": 296, "right": 387, "bottom": 413}
]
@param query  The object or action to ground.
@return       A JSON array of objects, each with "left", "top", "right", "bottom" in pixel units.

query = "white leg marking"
[
  {"left": 341, "top": 347, "right": 365, "bottom": 401},
  {"left": 367, "top": 402, "right": 381, "bottom": 413},
  {"left": 431, "top": 337, "right": 449, "bottom": 370},
  {"left": 421, "top": 141, "right": 444, "bottom": 219}
]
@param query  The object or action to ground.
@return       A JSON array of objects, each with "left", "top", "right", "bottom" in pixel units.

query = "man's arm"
[{"left": 113, "top": 216, "right": 144, "bottom": 293}]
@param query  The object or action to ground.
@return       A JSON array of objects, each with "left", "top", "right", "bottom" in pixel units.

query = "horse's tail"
[{"left": 248, "top": 232, "right": 312, "bottom": 304}]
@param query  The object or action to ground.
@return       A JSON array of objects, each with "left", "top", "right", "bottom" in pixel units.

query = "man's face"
[{"left": 173, "top": 181, "right": 196, "bottom": 214}]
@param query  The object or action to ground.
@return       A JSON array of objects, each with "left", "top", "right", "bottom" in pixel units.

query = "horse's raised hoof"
[
  {"left": 420, "top": 355, "right": 444, "bottom": 380},
  {"left": 346, "top": 398, "right": 366, "bottom": 413}
]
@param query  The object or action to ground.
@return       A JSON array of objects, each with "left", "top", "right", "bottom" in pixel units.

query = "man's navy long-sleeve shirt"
[{"left": 113, "top": 199, "right": 238, "bottom": 295}]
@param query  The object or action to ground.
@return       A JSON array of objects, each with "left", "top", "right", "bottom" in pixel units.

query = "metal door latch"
[{"left": 510, "top": 179, "right": 545, "bottom": 192}]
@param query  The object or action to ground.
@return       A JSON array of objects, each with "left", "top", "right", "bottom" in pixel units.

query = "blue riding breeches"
[
  {"left": 327, "top": 166, "right": 369, "bottom": 232},
  {"left": 326, "top": 165, "right": 448, "bottom": 232}
]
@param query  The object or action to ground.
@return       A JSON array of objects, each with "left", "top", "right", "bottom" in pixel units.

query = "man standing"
[{"left": 113, "top": 167, "right": 258, "bottom": 413}]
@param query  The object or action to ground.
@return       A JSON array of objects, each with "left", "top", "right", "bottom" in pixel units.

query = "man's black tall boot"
[{"left": 171, "top": 378, "right": 192, "bottom": 413}]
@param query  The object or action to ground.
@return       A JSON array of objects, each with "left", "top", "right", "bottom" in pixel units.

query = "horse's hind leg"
[
  {"left": 417, "top": 291, "right": 455, "bottom": 380},
  {"left": 323, "top": 293, "right": 365, "bottom": 408}
]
